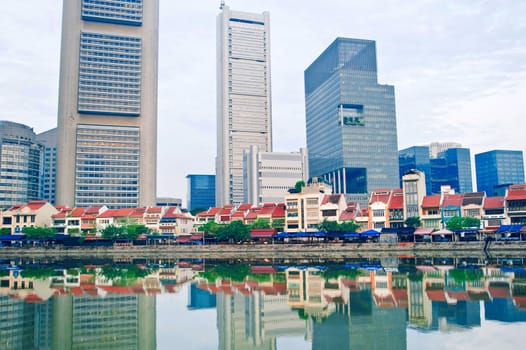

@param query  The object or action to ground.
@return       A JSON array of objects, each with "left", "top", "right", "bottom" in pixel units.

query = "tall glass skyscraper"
[
  {"left": 0, "top": 121, "right": 43, "bottom": 209},
  {"left": 186, "top": 174, "right": 216, "bottom": 212},
  {"left": 430, "top": 148, "right": 472, "bottom": 194},
  {"left": 56, "top": 0, "right": 159, "bottom": 208},
  {"left": 475, "top": 150, "right": 525, "bottom": 196},
  {"left": 399, "top": 146, "right": 432, "bottom": 194},
  {"left": 216, "top": 6, "right": 272, "bottom": 206},
  {"left": 304, "top": 38, "right": 399, "bottom": 204}
]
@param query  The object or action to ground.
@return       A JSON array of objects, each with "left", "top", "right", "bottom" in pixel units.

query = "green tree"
[
  {"left": 295, "top": 180, "right": 306, "bottom": 193},
  {"left": 22, "top": 226, "right": 56, "bottom": 239},
  {"left": 250, "top": 218, "right": 271, "bottom": 229},
  {"left": 340, "top": 220, "right": 360, "bottom": 233},
  {"left": 446, "top": 216, "right": 463, "bottom": 231},
  {"left": 199, "top": 221, "right": 221, "bottom": 234},
  {"left": 318, "top": 219, "right": 341, "bottom": 233},
  {"left": 0, "top": 228, "right": 10, "bottom": 236},
  {"left": 216, "top": 221, "right": 249, "bottom": 242},
  {"left": 125, "top": 224, "right": 149, "bottom": 240},
  {"left": 462, "top": 217, "right": 480, "bottom": 229},
  {"left": 405, "top": 216, "right": 421, "bottom": 228},
  {"left": 271, "top": 218, "right": 285, "bottom": 231},
  {"left": 100, "top": 225, "right": 125, "bottom": 239}
]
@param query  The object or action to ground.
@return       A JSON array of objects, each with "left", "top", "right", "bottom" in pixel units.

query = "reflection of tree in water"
[
  {"left": 99, "top": 264, "right": 152, "bottom": 286},
  {"left": 448, "top": 268, "right": 483, "bottom": 283},
  {"left": 21, "top": 267, "right": 59, "bottom": 279}
]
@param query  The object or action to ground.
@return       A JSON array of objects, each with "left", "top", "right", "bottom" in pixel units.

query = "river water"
[{"left": 1, "top": 255, "right": 525, "bottom": 349}]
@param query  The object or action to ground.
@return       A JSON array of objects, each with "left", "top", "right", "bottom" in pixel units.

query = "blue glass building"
[
  {"left": 304, "top": 38, "right": 399, "bottom": 203},
  {"left": 430, "top": 148, "right": 473, "bottom": 194},
  {"left": 399, "top": 146, "right": 432, "bottom": 194},
  {"left": 186, "top": 174, "right": 216, "bottom": 212},
  {"left": 475, "top": 150, "right": 525, "bottom": 196}
]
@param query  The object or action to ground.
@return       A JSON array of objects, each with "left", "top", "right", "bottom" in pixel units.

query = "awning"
[
  {"left": 0, "top": 235, "right": 24, "bottom": 241},
  {"left": 414, "top": 228, "right": 434, "bottom": 235},
  {"left": 432, "top": 229, "right": 453, "bottom": 235}
]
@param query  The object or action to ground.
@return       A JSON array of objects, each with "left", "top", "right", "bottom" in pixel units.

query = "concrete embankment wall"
[{"left": 2, "top": 241, "right": 525, "bottom": 259}]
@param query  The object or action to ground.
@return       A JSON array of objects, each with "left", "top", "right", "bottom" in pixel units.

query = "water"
[{"left": 1, "top": 255, "right": 525, "bottom": 349}]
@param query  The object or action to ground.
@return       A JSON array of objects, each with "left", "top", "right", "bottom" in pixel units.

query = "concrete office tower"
[
  {"left": 36, "top": 128, "right": 57, "bottom": 205},
  {"left": 475, "top": 150, "right": 525, "bottom": 196},
  {"left": 244, "top": 146, "right": 308, "bottom": 205},
  {"left": 56, "top": 0, "right": 159, "bottom": 208},
  {"left": 0, "top": 121, "right": 43, "bottom": 209},
  {"left": 305, "top": 38, "right": 399, "bottom": 205},
  {"left": 216, "top": 6, "right": 272, "bottom": 206}
]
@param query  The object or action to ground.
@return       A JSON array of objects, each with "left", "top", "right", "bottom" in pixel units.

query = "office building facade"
[
  {"left": 36, "top": 128, "right": 57, "bottom": 205},
  {"left": 243, "top": 146, "right": 308, "bottom": 205},
  {"left": 430, "top": 148, "right": 472, "bottom": 194},
  {"left": 475, "top": 150, "right": 525, "bottom": 196},
  {"left": 0, "top": 121, "right": 43, "bottom": 209},
  {"left": 304, "top": 38, "right": 399, "bottom": 205},
  {"left": 186, "top": 174, "right": 216, "bottom": 212},
  {"left": 56, "top": 0, "right": 159, "bottom": 208},
  {"left": 399, "top": 146, "right": 432, "bottom": 195},
  {"left": 216, "top": 6, "right": 272, "bottom": 206}
]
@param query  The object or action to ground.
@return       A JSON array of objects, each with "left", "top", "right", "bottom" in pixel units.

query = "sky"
[{"left": 1, "top": 0, "right": 525, "bottom": 205}]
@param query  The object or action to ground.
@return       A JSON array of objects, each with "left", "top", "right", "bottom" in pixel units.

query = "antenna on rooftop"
[{"left": 220, "top": 0, "right": 225, "bottom": 10}]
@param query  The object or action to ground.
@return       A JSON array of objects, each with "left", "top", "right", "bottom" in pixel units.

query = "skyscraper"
[
  {"left": 216, "top": 6, "right": 272, "bottom": 206},
  {"left": 243, "top": 146, "right": 308, "bottom": 205},
  {"left": 399, "top": 146, "right": 431, "bottom": 194},
  {"left": 186, "top": 174, "right": 216, "bottom": 212},
  {"left": 430, "top": 148, "right": 472, "bottom": 194},
  {"left": 304, "top": 38, "right": 399, "bottom": 205},
  {"left": 56, "top": 0, "right": 159, "bottom": 208},
  {"left": 475, "top": 150, "right": 525, "bottom": 196},
  {"left": 36, "top": 128, "right": 57, "bottom": 205},
  {"left": 0, "top": 121, "right": 43, "bottom": 209}
]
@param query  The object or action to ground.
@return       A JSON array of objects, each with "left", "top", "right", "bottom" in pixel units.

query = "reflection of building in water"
[
  {"left": 0, "top": 294, "right": 37, "bottom": 349},
  {"left": 188, "top": 281, "right": 216, "bottom": 310},
  {"left": 200, "top": 277, "right": 307, "bottom": 350},
  {"left": 52, "top": 294, "right": 156, "bottom": 350}
]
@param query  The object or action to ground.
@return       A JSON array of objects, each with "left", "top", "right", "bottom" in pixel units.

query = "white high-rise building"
[
  {"left": 216, "top": 6, "right": 272, "bottom": 206},
  {"left": 244, "top": 146, "right": 308, "bottom": 206},
  {"left": 56, "top": 0, "right": 158, "bottom": 208}
]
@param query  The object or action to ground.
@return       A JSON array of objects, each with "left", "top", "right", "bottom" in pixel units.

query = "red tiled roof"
[
  {"left": 506, "top": 189, "right": 526, "bottom": 201},
  {"left": 392, "top": 289, "right": 408, "bottom": 307},
  {"left": 85, "top": 206, "right": 104, "bottom": 215},
  {"left": 231, "top": 211, "right": 245, "bottom": 219},
  {"left": 146, "top": 207, "right": 163, "bottom": 213},
  {"left": 442, "top": 194, "right": 464, "bottom": 207},
  {"left": 219, "top": 207, "right": 232, "bottom": 215},
  {"left": 70, "top": 208, "right": 86, "bottom": 217},
  {"left": 26, "top": 200, "right": 49, "bottom": 210},
  {"left": 484, "top": 196, "right": 505, "bottom": 209},
  {"left": 370, "top": 189, "right": 391, "bottom": 204},
  {"left": 272, "top": 206, "right": 285, "bottom": 218},
  {"left": 245, "top": 211, "right": 258, "bottom": 220},
  {"left": 340, "top": 208, "right": 357, "bottom": 221},
  {"left": 447, "top": 290, "right": 470, "bottom": 301},
  {"left": 489, "top": 286, "right": 511, "bottom": 299},
  {"left": 262, "top": 203, "right": 275, "bottom": 208},
  {"left": 322, "top": 194, "right": 342, "bottom": 205},
  {"left": 52, "top": 210, "right": 69, "bottom": 218},
  {"left": 426, "top": 290, "right": 446, "bottom": 301},
  {"left": 98, "top": 208, "right": 134, "bottom": 218},
  {"left": 237, "top": 203, "right": 253, "bottom": 211},
  {"left": 422, "top": 195, "right": 441, "bottom": 208},
  {"left": 389, "top": 190, "right": 404, "bottom": 209}
]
